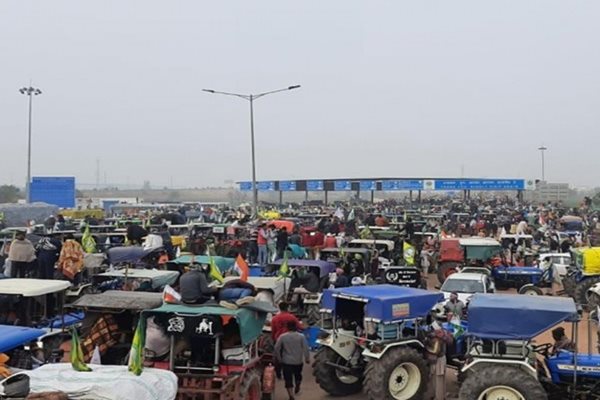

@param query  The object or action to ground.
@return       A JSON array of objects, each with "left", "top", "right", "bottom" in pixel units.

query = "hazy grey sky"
[{"left": 1, "top": 1, "right": 599, "bottom": 189}]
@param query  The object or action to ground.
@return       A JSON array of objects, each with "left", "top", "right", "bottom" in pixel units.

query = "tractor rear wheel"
[
  {"left": 313, "top": 347, "right": 363, "bottom": 396},
  {"left": 574, "top": 276, "right": 600, "bottom": 306},
  {"left": 306, "top": 304, "right": 321, "bottom": 326},
  {"left": 562, "top": 274, "right": 576, "bottom": 298},
  {"left": 239, "top": 369, "right": 262, "bottom": 400},
  {"left": 459, "top": 365, "right": 547, "bottom": 400},
  {"left": 518, "top": 284, "right": 544, "bottom": 296},
  {"left": 437, "top": 262, "right": 459, "bottom": 284},
  {"left": 364, "top": 347, "right": 428, "bottom": 400}
]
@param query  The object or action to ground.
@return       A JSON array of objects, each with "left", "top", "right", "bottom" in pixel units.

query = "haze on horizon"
[{"left": 1, "top": 1, "right": 599, "bottom": 189}]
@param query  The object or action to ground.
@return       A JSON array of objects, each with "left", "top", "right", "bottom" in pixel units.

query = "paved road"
[{"left": 271, "top": 273, "right": 597, "bottom": 400}]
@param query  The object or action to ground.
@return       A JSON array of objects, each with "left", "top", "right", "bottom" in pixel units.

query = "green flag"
[
  {"left": 209, "top": 256, "right": 225, "bottom": 284},
  {"left": 70, "top": 327, "right": 92, "bottom": 372},
  {"left": 81, "top": 224, "right": 96, "bottom": 253},
  {"left": 128, "top": 317, "right": 146, "bottom": 376},
  {"left": 278, "top": 254, "right": 290, "bottom": 278}
]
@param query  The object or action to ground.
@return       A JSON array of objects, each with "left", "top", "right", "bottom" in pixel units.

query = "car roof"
[{"left": 444, "top": 272, "right": 487, "bottom": 281}]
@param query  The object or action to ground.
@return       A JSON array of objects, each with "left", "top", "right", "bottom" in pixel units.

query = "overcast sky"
[{"left": 1, "top": 1, "right": 599, "bottom": 189}]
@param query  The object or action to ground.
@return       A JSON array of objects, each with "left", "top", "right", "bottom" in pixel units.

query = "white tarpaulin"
[{"left": 1, "top": 364, "right": 178, "bottom": 400}]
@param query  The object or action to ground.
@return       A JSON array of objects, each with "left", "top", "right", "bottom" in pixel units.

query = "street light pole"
[
  {"left": 538, "top": 145, "right": 548, "bottom": 182},
  {"left": 203, "top": 85, "right": 301, "bottom": 217},
  {"left": 19, "top": 86, "right": 42, "bottom": 203}
]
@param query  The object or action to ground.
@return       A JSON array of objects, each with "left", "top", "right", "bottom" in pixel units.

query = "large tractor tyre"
[
  {"left": 258, "top": 333, "right": 274, "bottom": 356},
  {"left": 574, "top": 276, "right": 600, "bottom": 306},
  {"left": 306, "top": 304, "right": 321, "bottom": 326},
  {"left": 239, "top": 369, "right": 262, "bottom": 400},
  {"left": 518, "top": 284, "right": 544, "bottom": 296},
  {"left": 588, "top": 291, "right": 600, "bottom": 309},
  {"left": 364, "top": 347, "right": 428, "bottom": 400},
  {"left": 459, "top": 365, "right": 547, "bottom": 400},
  {"left": 313, "top": 347, "right": 363, "bottom": 396},
  {"left": 563, "top": 275, "right": 576, "bottom": 298},
  {"left": 437, "top": 262, "right": 459, "bottom": 285}
]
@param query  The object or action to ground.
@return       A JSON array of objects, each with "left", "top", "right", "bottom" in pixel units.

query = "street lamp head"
[
  {"left": 19, "top": 88, "right": 27, "bottom": 94},
  {"left": 202, "top": 89, "right": 216, "bottom": 93},
  {"left": 538, "top": 146, "right": 548, "bottom": 151},
  {"left": 288, "top": 85, "right": 301, "bottom": 90},
  {"left": 34, "top": 89, "right": 42, "bottom": 95}
]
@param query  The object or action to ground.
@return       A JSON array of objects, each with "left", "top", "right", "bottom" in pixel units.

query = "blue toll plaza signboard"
[
  {"left": 30, "top": 177, "right": 76, "bottom": 208},
  {"left": 360, "top": 180, "right": 377, "bottom": 191},
  {"left": 307, "top": 180, "right": 324, "bottom": 191},
  {"left": 334, "top": 180, "right": 352, "bottom": 191},
  {"left": 434, "top": 179, "right": 525, "bottom": 191},
  {"left": 381, "top": 180, "right": 424, "bottom": 191},
  {"left": 239, "top": 182, "right": 253, "bottom": 192},
  {"left": 257, "top": 181, "right": 276, "bottom": 191},
  {"left": 279, "top": 180, "right": 296, "bottom": 191}
]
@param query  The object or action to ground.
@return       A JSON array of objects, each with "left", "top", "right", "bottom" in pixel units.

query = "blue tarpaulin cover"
[
  {"left": 321, "top": 284, "right": 444, "bottom": 323},
  {"left": 0, "top": 325, "right": 45, "bottom": 353},
  {"left": 467, "top": 293, "right": 578, "bottom": 340}
]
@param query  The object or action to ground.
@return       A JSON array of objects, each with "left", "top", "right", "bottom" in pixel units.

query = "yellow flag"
[{"left": 403, "top": 242, "right": 415, "bottom": 266}]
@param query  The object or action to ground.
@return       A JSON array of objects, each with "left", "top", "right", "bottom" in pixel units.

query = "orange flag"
[{"left": 234, "top": 254, "right": 250, "bottom": 281}]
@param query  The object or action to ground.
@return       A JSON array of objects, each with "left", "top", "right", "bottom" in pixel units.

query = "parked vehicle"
[
  {"left": 458, "top": 293, "right": 600, "bottom": 400},
  {"left": 439, "top": 271, "right": 494, "bottom": 303},
  {"left": 143, "top": 301, "right": 277, "bottom": 400},
  {"left": 314, "top": 285, "right": 443, "bottom": 399},
  {"left": 437, "top": 238, "right": 504, "bottom": 284}
]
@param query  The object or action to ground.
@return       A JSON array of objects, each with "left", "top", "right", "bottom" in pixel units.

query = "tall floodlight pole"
[
  {"left": 19, "top": 86, "right": 42, "bottom": 203},
  {"left": 538, "top": 145, "right": 548, "bottom": 182},
  {"left": 203, "top": 85, "right": 301, "bottom": 216}
]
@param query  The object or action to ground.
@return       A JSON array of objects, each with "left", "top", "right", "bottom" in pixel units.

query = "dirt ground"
[{"left": 276, "top": 273, "right": 598, "bottom": 400}]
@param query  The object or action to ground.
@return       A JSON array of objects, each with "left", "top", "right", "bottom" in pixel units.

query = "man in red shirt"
[{"left": 271, "top": 301, "right": 302, "bottom": 379}]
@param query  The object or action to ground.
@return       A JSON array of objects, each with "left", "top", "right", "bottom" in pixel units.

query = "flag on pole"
[
  {"left": 278, "top": 254, "right": 290, "bottom": 278},
  {"left": 81, "top": 224, "right": 97, "bottom": 253},
  {"left": 209, "top": 256, "right": 225, "bottom": 284},
  {"left": 403, "top": 242, "right": 416, "bottom": 266},
  {"left": 128, "top": 317, "right": 146, "bottom": 376},
  {"left": 347, "top": 208, "right": 355, "bottom": 222},
  {"left": 70, "top": 327, "right": 92, "bottom": 372},
  {"left": 234, "top": 254, "right": 250, "bottom": 281}
]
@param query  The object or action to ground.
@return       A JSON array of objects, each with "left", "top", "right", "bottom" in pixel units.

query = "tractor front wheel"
[
  {"left": 437, "top": 262, "right": 459, "bottom": 285},
  {"left": 459, "top": 365, "right": 547, "bottom": 400},
  {"left": 313, "top": 347, "right": 363, "bottom": 396},
  {"left": 518, "top": 284, "right": 544, "bottom": 296},
  {"left": 364, "top": 347, "right": 428, "bottom": 400}
]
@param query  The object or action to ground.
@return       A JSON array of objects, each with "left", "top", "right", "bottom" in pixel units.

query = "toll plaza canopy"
[{"left": 237, "top": 178, "right": 535, "bottom": 193}]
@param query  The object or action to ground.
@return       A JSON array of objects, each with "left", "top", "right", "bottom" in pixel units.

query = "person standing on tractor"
[
  {"left": 444, "top": 292, "right": 465, "bottom": 321},
  {"left": 8, "top": 230, "right": 36, "bottom": 278},
  {"left": 257, "top": 223, "right": 268, "bottom": 265},
  {"left": 274, "top": 320, "right": 310, "bottom": 400},
  {"left": 277, "top": 227, "right": 289, "bottom": 259}
]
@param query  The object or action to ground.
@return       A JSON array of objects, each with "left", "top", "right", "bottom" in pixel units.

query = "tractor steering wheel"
[{"left": 532, "top": 343, "right": 553, "bottom": 357}]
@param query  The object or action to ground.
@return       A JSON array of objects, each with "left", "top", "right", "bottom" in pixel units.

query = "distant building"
[{"left": 526, "top": 182, "right": 573, "bottom": 203}]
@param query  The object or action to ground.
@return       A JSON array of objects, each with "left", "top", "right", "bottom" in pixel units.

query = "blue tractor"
[
  {"left": 458, "top": 293, "right": 600, "bottom": 400},
  {"left": 312, "top": 285, "right": 443, "bottom": 400},
  {"left": 491, "top": 265, "right": 554, "bottom": 296}
]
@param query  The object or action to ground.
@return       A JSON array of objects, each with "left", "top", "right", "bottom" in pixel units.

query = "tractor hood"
[{"left": 467, "top": 294, "right": 578, "bottom": 340}]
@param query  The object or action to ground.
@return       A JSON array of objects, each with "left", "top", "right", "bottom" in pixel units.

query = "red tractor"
[{"left": 437, "top": 237, "right": 504, "bottom": 284}]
